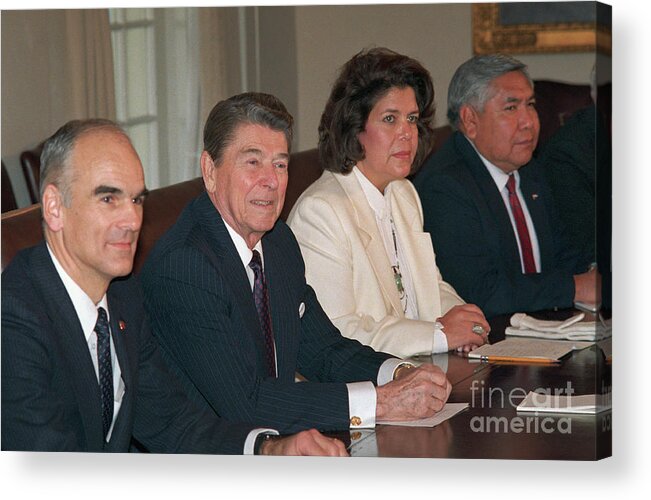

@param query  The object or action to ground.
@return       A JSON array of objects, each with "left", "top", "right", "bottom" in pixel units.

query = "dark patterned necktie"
[
  {"left": 506, "top": 175, "right": 537, "bottom": 274},
  {"left": 95, "top": 307, "right": 114, "bottom": 440},
  {"left": 248, "top": 250, "right": 277, "bottom": 378}
]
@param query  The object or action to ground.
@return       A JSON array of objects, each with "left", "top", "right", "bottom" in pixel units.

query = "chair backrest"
[
  {"left": 20, "top": 144, "right": 43, "bottom": 205},
  {"left": 134, "top": 177, "right": 204, "bottom": 272},
  {"left": 2, "top": 162, "right": 19, "bottom": 213},
  {"left": 280, "top": 148, "right": 322, "bottom": 222},
  {"left": 1, "top": 204, "right": 42, "bottom": 270},
  {"left": 533, "top": 80, "right": 592, "bottom": 148}
]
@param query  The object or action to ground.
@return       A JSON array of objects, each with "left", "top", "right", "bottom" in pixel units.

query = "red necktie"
[
  {"left": 506, "top": 175, "right": 537, "bottom": 274},
  {"left": 249, "top": 250, "right": 277, "bottom": 377}
]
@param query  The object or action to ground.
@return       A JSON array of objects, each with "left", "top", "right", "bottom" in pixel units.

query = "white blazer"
[{"left": 287, "top": 170, "right": 464, "bottom": 358}]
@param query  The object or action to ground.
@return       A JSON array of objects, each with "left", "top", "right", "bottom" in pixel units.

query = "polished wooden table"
[{"left": 344, "top": 310, "right": 612, "bottom": 460}]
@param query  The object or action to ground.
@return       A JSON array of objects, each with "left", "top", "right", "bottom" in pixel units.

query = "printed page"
[
  {"left": 377, "top": 402, "right": 469, "bottom": 427},
  {"left": 468, "top": 338, "right": 577, "bottom": 362}
]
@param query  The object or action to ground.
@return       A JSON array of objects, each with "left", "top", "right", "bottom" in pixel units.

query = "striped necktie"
[
  {"left": 95, "top": 307, "right": 114, "bottom": 440},
  {"left": 248, "top": 250, "right": 277, "bottom": 377}
]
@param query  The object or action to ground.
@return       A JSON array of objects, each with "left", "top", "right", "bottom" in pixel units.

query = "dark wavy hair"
[
  {"left": 318, "top": 47, "right": 435, "bottom": 174},
  {"left": 203, "top": 92, "right": 294, "bottom": 165}
]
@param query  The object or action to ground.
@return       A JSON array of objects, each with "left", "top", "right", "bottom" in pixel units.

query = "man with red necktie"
[{"left": 413, "top": 54, "right": 599, "bottom": 318}]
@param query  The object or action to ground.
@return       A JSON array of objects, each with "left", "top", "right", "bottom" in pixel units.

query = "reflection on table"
[{"left": 347, "top": 309, "right": 612, "bottom": 460}]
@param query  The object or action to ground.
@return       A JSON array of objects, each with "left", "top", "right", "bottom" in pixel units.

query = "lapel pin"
[
  {"left": 531, "top": 193, "right": 539, "bottom": 200},
  {"left": 118, "top": 320, "right": 126, "bottom": 331}
]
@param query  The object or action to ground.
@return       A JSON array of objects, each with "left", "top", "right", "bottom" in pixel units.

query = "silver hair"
[
  {"left": 447, "top": 54, "right": 533, "bottom": 129},
  {"left": 39, "top": 119, "right": 130, "bottom": 205}
]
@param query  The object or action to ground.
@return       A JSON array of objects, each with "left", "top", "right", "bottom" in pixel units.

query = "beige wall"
[
  {"left": 2, "top": 10, "right": 71, "bottom": 206},
  {"left": 283, "top": 3, "right": 598, "bottom": 151},
  {"left": 2, "top": 3, "right": 604, "bottom": 206}
]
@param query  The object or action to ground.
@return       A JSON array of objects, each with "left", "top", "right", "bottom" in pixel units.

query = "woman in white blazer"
[{"left": 288, "top": 48, "right": 490, "bottom": 358}]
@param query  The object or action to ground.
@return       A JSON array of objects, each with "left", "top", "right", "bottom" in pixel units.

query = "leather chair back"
[
  {"left": 2, "top": 162, "right": 19, "bottom": 213},
  {"left": 20, "top": 144, "right": 43, "bottom": 205}
]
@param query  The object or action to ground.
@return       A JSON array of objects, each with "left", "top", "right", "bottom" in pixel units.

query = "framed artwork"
[{"left": 473, "top": 1, "right": 612, "bottom": 55}]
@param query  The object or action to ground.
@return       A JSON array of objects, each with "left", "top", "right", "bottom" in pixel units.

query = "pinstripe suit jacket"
[
  {"left": 141, "top": 192, "right": 392, "bottom": 434},
  {"left": 1, "top": 243, "right": 252, "bottom": 453}
]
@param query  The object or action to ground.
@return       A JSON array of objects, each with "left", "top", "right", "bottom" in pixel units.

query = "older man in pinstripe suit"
[{"left": 142, "top": 93, "right": 452, "bottom": 436}]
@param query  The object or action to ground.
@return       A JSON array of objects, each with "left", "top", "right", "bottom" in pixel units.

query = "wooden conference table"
[{"left": 337, "top": 309, "right": 612, "bottom": 460}]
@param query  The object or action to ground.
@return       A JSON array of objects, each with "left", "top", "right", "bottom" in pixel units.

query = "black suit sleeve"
[
  {"left": 1, "top": 290, "right": 82, "bottom": 451},
  {"left": 540, "top": 150, "right": 595, "bottom": 269}
]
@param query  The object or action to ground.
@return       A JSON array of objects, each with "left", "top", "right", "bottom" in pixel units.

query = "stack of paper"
[
  {"left": 505, "top": 312, "right": 611, "bottom": 342},
  {"left": 516, "top": 391, "right": 611, "bottom": 414},
  {"left": 467, "top": 337, "right": 590, "bottom": 364}
]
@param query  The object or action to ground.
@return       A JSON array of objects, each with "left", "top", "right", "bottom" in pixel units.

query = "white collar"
[
  {"left": 463, "top": 134, "right": 520, "bottom": 192},
  {"left": 47, "top": 243, "right": 110, "bottom": 343},
  {"left": 353, "top": 166, "right": 394, "bottom": 221},
  {"left": 222, "top": 218, "right": 264, "bottom": 268}
]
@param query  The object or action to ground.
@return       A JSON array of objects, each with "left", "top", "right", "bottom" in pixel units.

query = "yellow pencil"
[{"left": 477, "top": 356, "right": 560, "bottom": 365}]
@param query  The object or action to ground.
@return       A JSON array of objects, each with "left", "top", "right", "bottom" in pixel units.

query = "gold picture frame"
[{"left": 472, "top": 2, "right": 611, "bottom": 55}]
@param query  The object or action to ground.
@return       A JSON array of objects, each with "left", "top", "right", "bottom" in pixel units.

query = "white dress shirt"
[
  {"left": 222, "top": 220, "right": 404, "bottom": 429},
  {"left": 465, "top": 137, "right": 541, "bottom": 273},
  {"left": 47, "top": 245, "right": 125, "bottom": 442},
  {"left": 353, "top": 167, "right": 448, "bottom": 352}
]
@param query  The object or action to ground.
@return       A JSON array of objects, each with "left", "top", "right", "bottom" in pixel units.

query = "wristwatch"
[{"left": 393, "top": 362, "right": 415, "bottom": 380}]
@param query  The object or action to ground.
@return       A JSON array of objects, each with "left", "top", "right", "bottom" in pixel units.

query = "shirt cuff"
[
  {"left": 433, "top": 323, "right": 449, "bottom": 353},
  {"left": 243, "top": 428, "right": 279, "bottom": 455},
  {"left": 346, "top": 381, "right": 376, "bottom": 429},
  {"left": 377, "top": 357, "right": 407, "bottom": 385}
]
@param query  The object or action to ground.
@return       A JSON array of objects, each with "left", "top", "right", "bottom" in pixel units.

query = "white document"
[
  {"left": 467, "top": 338, "right": 586, "bottom": 363},
  {"left": 516, "top": 391, "right": 612, "bottom": 414},
  {"left": 377, "top": 402, "right": 469, "bottom": 427}
]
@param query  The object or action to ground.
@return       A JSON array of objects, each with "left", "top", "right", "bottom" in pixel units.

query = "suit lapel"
[
  {"left": 30, "top": 244, "right": 105, "bottom": 450},
  {"left": 192, "top": 194, "right": 269, "bottom": 378},
  {"left": 519, "top": 163, "right": 553, "bottom": 268},
  {"left": 456, "top": 134, "right": 523, "bottom": 267},
  {"left": 335, "top": 172, "right": 404, "bottom": 317},
  {"left": 389, "top": 183, "right": 442, "bottom": 320},
  {"left": 105, "top": 290, "right": 133, "bottom": 447},
  {"left": 260, "top": 235, "right": 291, "bottom": 379}
]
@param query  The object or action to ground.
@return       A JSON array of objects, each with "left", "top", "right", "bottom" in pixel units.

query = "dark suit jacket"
[
  {"left": 412, "top": 132, "right": 582, "bottom": 318},
  {"left": 141, "top": 192, "right": 392, "bottom": 434},
  {"left": 539, "top": 104, "right": 608, "bottom": 270},
  {"left": 1, "top": 243, "right": 252, "bottom": 453}
]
